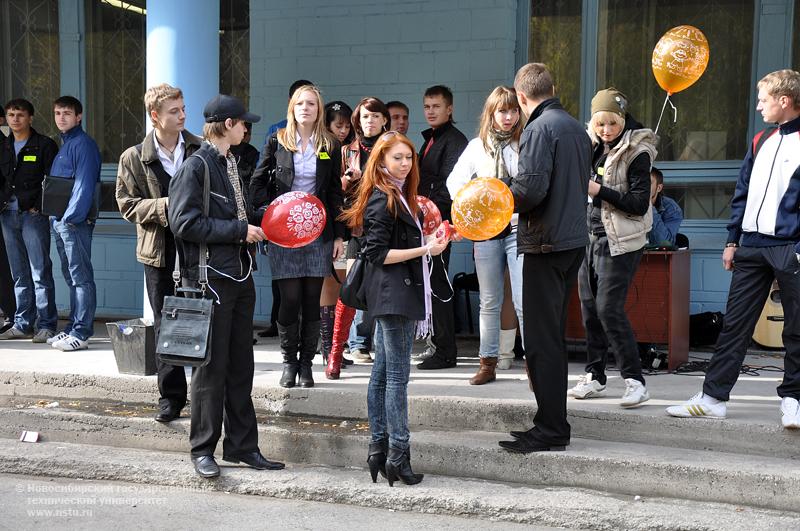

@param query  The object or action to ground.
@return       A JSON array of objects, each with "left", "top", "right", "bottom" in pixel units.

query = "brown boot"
[{"left": 469, "top": 357, "right": 497, "bottom": 385}]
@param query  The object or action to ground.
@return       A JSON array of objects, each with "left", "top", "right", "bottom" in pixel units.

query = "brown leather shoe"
[{"left": 469, "top": 357, "right": 497, "bottom": 385}]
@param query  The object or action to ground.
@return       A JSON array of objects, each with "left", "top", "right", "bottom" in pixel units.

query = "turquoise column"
[{"left": 146, "top": 0, "right": 219, "bottom": 133}]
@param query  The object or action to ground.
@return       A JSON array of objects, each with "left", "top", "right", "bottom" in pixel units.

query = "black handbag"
[
  {"left": 339, "top": 252, "right": 368, "bottom": 311},
  {"left": 41, "top": 175, "right": 101, "bottom": 219},
  {"left": 156, "top": 155, "right": 214, "bottom": 367}
]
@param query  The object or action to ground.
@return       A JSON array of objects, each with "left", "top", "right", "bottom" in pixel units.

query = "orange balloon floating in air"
[
  {"left": 451, "top": 178, "right": 514, "bottom": 241},
  {"left": 651, "top": 25, "right": 709, "bottom": 95}
]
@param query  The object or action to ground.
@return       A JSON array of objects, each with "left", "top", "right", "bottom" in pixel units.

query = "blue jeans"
[
  {"left": 0, "top": 209, "right": 57, "bottom": 332},
  {"left": 348, "top": 309, "right": 372, "bottom": 352},
  {"left": 51, "top": 219, "right": 96, "bottom": 340},
  {"left": 367, "top": 315, "right": 415, "bottom": 451},
  {"left": 473, "top": 229, "right": 524, "bottom": 358}
]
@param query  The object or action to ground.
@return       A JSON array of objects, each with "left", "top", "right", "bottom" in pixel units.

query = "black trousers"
[
  {"left": 144, "top": 261, "right": 188, "bottom": 409},
  {"left": 190, "top": 276, "right": 259, "bottom": 457},
  {"left": 522, "top": 247, "right": 584, "bottom": 444},
  {"left": 0, "top": 229, "right": 16, "bottom": 320},
  {"left": 430, "top": 244, "right": 457, "bottom": 362},
  {"left": 578, "top": 235, "right": 644, "bottom": 385},
  {"left": 704, "top": 244, "right": 800, "bottom": 401}
]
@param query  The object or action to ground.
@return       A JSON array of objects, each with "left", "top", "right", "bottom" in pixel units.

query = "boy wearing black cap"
[{"left": 168, "top": 94, "right": 283, "bottom": 478}]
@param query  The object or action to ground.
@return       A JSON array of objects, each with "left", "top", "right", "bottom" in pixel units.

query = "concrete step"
[
  {"left": 3, "top": 370, "right": 798, "bottom": 460},
  {"left": 5, "top": 439, "right": 799, "bottom": 531},
  {"left": 3, "top": 402, "right": 800, "bottom": 513}
]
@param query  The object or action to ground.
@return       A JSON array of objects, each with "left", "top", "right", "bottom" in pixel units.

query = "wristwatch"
[{"left": 725, "top": 242, "right": 739, "bottom": 248}]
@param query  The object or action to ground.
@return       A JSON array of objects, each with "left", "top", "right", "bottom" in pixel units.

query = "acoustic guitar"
[{"left": 752, "top": 281, "right": 784, "bottom": 349}]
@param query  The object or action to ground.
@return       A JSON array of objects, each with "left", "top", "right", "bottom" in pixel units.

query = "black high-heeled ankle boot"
[
  {"left": 367, "top": 440, "right": 388, "bottom": 483},
  {"left": 385, "top": 447, "right": 423, "bottom": 487}
]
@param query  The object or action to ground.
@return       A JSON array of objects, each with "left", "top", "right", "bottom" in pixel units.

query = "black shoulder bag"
[
  {"left": 339, "top": 252, "right": 368, "bottom": 311},
  {"left": 156, "top": 155, "right": 214, "bottom": 367}
]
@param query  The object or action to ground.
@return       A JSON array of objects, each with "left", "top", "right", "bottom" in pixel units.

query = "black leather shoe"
[
  {"left": 223, "top": 451, "right": 285, "bottom": 470},
  {"left": 192, "top": 455, "right": 220, "bottom": 478},
  {"left": 498, "top": 437, "right": 567, "bottom": 454},
  {"left": 416, "top": 355, "right": 456, "bottom": 370},
  {"left": 155, "top": 403, "right": 183, "bottom": 423},
  {"left": 509, "top": 428, "right": 533, "bottom": 440}
]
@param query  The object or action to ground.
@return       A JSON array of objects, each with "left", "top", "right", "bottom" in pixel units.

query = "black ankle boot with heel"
[
  {"left": 367, "top": 440, "right": 388, "bottom": 483},
  {"left": 385, "top": 447, "right": 423, "bottom": 487}
]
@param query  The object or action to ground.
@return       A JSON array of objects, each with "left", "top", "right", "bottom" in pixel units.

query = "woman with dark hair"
[
  {"left": 325, "top": 101, "right": 354, "bottom": 144},
  {"left": 325, "top": 97, "right": 391, "bottom": 379},
  {"left": 250, "top": 85, "right": 345, "bottom": 389},
  {"left": 341, "top": 131, "right": 447, "bottom": 485},
  {"left": 318, "top": 101, "right": 355, "bottom": 370}
]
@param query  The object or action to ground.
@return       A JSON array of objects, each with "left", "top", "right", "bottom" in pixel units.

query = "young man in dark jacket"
[
  {"left": 168, "top": 94, "right": 283, "bottom": 479},
  {"left": 416, "top": 85, "right": 468, "bottom": 370},
  {"left": 116, "top": 84, "right": 202, "bottom": 423},
  {"left": 0, "top": 99, "right": 58, "bottom": 342},
  {"left": 48, "top": 96, "right": 102, "bottom": 352},
  {"left": 499, "top": 63, "right": 592, "bottom": 453}
]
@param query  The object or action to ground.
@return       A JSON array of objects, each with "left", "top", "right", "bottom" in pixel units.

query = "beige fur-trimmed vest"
[{"left": 588, "top": 128, "right": 658, "bottom": 256}]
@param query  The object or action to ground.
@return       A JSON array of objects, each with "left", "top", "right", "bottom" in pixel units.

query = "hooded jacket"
[{"left": 587, "top": 115, "right": 657, "bottom": 256}]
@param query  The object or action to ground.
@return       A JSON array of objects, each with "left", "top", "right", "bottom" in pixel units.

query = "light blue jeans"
[
  {"left": 367, "top": 315, "right": 415, "bottom": 451},
  {"left": 0, "top": 209, "right": 57, "bottom": 332},
  {"left": 51, "top": 219, "right": 96, "bottom": 340},
  {"left": 473, "top": 229, "right": 524, "bottom": 358}
]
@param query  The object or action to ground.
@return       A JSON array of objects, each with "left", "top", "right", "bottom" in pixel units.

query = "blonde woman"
[
  {"left": 568, "top": 88, "right": 657, "bottom": 407},
  {"left": 446, "top": 86, "right": 525, "bottom": 385},
  {"left": 250, "top": 85, "right": 345, "bottom": 389}
]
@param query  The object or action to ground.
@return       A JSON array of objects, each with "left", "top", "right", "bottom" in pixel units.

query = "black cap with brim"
[{"left": 203, "top": 94, "right": 261, "bottom": 123}]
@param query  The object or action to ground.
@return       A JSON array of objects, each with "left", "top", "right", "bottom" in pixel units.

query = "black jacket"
[
  {"left": 168, "top": 143, "right": 261, "bottom": 281},
  {"left": 508, "top": 98, "right": 592, "bottom": 254},
  {"left": 362, "top": 189, "right": 425, "bottom": 320},
  {"left": 250, "top": 133, "right": 345, "bottom": 241},
  {"left": 0, "top": 128, "right": 58, "bottom": 211},
  {"left": 419, "top": 121, "right": 468, "bottom": 219}
]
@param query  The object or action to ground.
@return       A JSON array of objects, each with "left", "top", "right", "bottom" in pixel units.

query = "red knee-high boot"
[{"left": 326, "top": 299, "right": 357, "bottom": 379}]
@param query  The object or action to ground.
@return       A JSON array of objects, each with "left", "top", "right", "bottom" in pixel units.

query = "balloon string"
[{"left": 654, "top": 93, "right": 678, "bottom": 136}]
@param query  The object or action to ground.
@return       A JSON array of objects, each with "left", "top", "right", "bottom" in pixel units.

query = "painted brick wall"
[{"left": 249, "top": 0, "right": 519, "bottom": 147}]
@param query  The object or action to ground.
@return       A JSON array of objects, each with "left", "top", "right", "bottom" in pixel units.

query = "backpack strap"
[{"left": 752, "top": 126, "right": 778, "bottom": 156}]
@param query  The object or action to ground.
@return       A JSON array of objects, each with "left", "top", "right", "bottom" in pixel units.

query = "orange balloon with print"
[
  {"left": 652, "top": 25, "right": 709, "bottom": 95},
  {"left": 451, "top": 178, "right": 514, "bottom": 241}
]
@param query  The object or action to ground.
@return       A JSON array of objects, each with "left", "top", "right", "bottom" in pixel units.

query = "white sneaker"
[
  {"left": 47, "top": 331, "right": 69, "bottom": 345},
  {"left": 55, "top": 334, "right": 89, "bottom": 352},
  {"left": 567, "top": 373, "right": 606, "bottom": 399},
  {"left": 665, "top": 392, "right": 727, "bottom": 419},
  {"left": 780, "top": 397, "right": 800, "bottom": 429},
  {"left": 620, "top": 378, "right": 650, "bottom": 408}
]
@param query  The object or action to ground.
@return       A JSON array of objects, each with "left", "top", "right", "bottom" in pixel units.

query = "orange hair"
[{"left": 340, "top": 132, "right": 420, "bottom": 229}]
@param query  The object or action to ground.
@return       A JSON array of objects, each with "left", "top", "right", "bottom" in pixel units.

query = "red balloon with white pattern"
[
  {"left": 416, "top": 195, "right": 442, "bottom": 236},
  {"left": 261, "top": 191, "right": 327, "bottom": 248}
]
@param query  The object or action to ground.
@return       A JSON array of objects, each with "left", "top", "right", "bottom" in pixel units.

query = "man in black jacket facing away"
[
  {"left": 499, "top": 63, "right": 592, "bottom": 453},
  {"left": 416, "top": 85, "right": 468, "bottom": 370},
  {"left": 168, "top": 94, "right": 284, "bottom": 478}
]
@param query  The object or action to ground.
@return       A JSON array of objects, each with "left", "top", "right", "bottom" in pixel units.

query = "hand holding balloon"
[
  {"left": 246, "top": 225, "right": 266, "bottom": 243},
  {"left": 261, "top": 191, "right": 327, "bottom": 248}
]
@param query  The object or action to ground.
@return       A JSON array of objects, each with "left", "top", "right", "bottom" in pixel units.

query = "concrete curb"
[
  {"left": 3, "top": 370, "right": 798, "bottom": 459},
  {"left": 3, "top": 406, "right": 800, "bottom": 512},
  {"left": 3, "top": 438, "right": 799, "bottom": 531}
]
